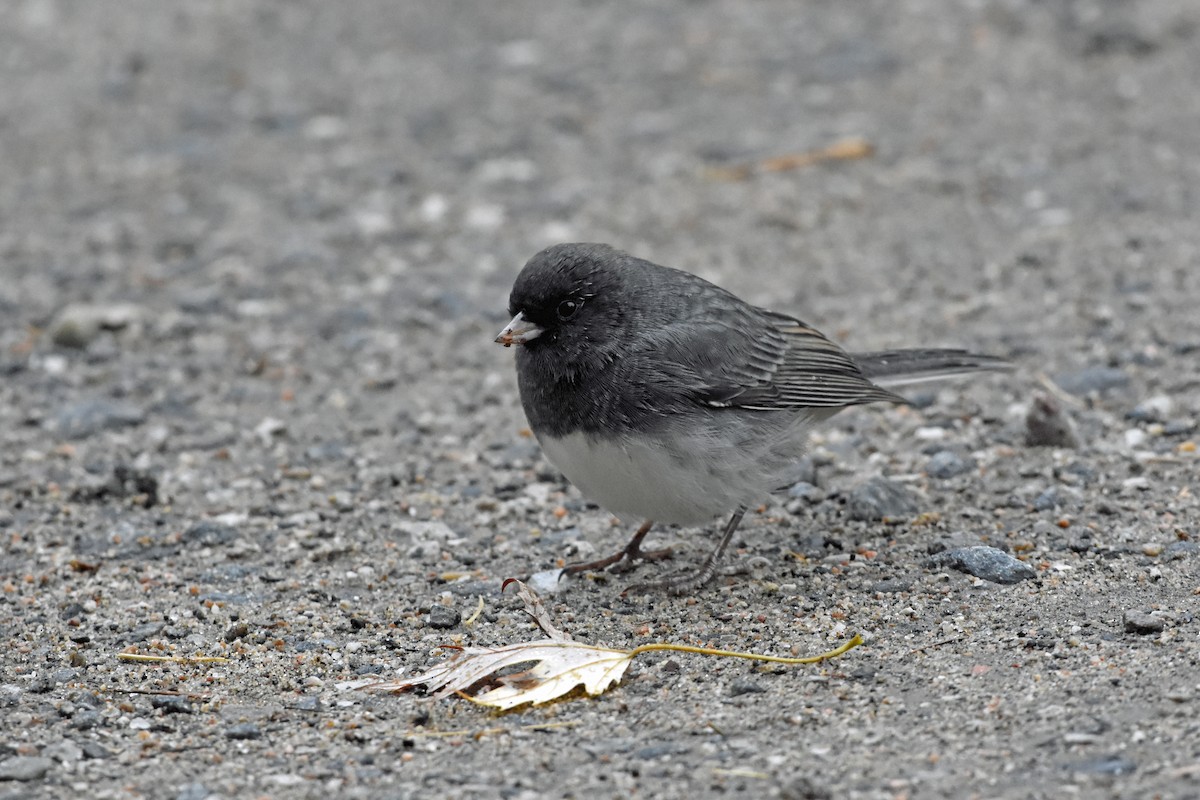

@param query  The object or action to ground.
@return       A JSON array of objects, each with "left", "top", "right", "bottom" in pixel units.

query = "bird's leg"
[
  {"left": 626, "top": 507, "right": 747, "bottom": 595},
  {"left": 560, "top": 520, "right": 671, "bottom": 578}
]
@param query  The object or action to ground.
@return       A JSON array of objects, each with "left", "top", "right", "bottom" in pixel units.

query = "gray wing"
[{"left": 635, "top": 307, "right": 905, "bottom": 412}]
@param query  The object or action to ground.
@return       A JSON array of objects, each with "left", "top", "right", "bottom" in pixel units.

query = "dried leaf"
[
  {"left": 368, "top": 580, "right": 864, "bottom": 709},
  {"left": 374, "top": 640, "right": 632, "bottom": 710}
]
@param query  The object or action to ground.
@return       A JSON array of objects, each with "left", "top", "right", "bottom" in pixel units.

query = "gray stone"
[
  {"left": 79, "top": 742, "right": 113, "bottom": 760},
  {"left": 53, "top": 399, "right": 145, "bottom": 439},
  {"left": 427, "top": 605, "right": 461, "bottom": 629},
  {"left": 225, "top": 723, "right": 262, "bottom": 740},
  {"left": 786, "top": 481, "right": 825, "bottom": 503},
  {"left": 176, "top": 784, "right": 214, "bottom": 800},
  {"left": 41, "top": 740, "right": 82, "bottom": 765},
  {"left": 928, "top": 546, "right": 1036, "bottom": 584},
  {"left": 0, "top": 756, "right": 54, "bottom": 782},
  {"left": 1067, "top": 756, "right": 1136, "bottom": 776},
  {"left": 1053, "top": 367, "right": 1130, "bottom": 396},
  {"left": 1163, "top": 541, "right": 1199, "bottom": 560},
  {"left": 846, "top": 477, "right": 920, "bottom": 522},
  {"left": 49, "top": 302, "right": 143, "bottom": 349},
  {"left": 926, "top": 450, "right": 973, "bottom": 479},
  {"left": 728, "top": 679, "right": 766, "bottom": 697},
  {"left": 1123, "top": 610, "right": 1164, "bottom": 635},
  {"left": 183, "top": 521, "right": 239, "bottom": 546},
  {"left": 151, "top": 695, "right": 194, "bottom": 714},
  {"left": 1025, "top": 393, "right": 1079, "bottom": 448},
  {"left": 127, "top": 622, "right": 166, "bottom": 642}
]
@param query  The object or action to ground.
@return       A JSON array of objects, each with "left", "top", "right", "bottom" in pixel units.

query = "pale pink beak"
[{"left": 495, "top": 312, "right": 544, "bottom": 347}]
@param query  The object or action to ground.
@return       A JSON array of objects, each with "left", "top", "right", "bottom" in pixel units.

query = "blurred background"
[{"left": 4, "top": 1, "right": 1197, "bottom": 358}]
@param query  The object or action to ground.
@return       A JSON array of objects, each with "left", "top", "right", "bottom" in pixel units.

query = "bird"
[{"left": 496, "top": 242, "right": 1009, "bottom": 593}]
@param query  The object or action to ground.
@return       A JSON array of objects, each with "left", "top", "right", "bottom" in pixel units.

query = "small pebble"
[
  {"left": 1124, "top": 428, "right": 1147, "bottom": 448},
  {"left": 1123, "top": 610, "right": 1164, "bottom": 635},
  {"left": 53, "top": 399, "right": 145, "bottom": 440},
  {"left": 49, "top": 302, "right": 143, "bottom": 349},
  {"left": 182, "top": 521, "right": 239, "bottom": 546},
  {"left": 1053, "top": 366, "right": 1130, "bottom": 396},
  {"left": 1034, "top": 486, "right": 1074, "bottom": 511},
  {"left": 151, "top": 695, "right": 194, "bottom": 714},
  {"left": 787, "top": 481, "right": 822, "bottom": 500},
  {"left": 926, "top": 450, "right": 974, "bottom": 479},
  {"left": 527, "top": 569, "right": 566, "bottom": 595},
  {"left": 1067, "top": 756, "right": 1137, "bottom": 776},
  {"left": 176, "top": 783, "right": 214, "bottom": 800},
  {"left": 0, "top": 756, "right": 54, "bottom": 782},
  {"left": 928, "top": 546, "right": 1037, "bottom": 584},
  {"left": 427, "top": 605, "right": 461, "bottom": 629},
  {"left": 225, "top": 723, "right": 262, "bottom": 740},
  {"left": 872, "top": 578, "right": 912, "bottom": 593},
  {"left": 1164, "top": 541, "right": 1198, "bottom": 560},
  {"left": 728, "top": 679, "right": 767, "bottom": 697},
  {"left": 846, "top": 477, "right": 920, "bottom": 522},
  {"left": 1025, "top": 393, "right": 1079, "bottom": 448},
  {"left": 1127, "top": 395, "right": 1173, "bottom": 422}
]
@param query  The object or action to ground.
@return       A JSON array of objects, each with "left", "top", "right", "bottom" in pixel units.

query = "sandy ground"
[{"left": 1, "top": 1, "right": 1199, "bottom": 798}]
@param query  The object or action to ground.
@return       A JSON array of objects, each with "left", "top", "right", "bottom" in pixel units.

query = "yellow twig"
[
  {"left": 629, "top": 632, "right": 863, "bottom": 664},
  {"left": 117, "top": 653, "right": 230, "bottom": 664}
]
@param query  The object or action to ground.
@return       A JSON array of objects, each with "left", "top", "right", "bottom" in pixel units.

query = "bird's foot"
[
  {"left": 560, "top": 539, "right": 672, "bottom": 579},
  {"left": 623, "top": 562, "right": 748, "bottom": 596}
]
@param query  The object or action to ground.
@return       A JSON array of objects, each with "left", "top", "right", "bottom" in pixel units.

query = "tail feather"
[{"left": 852, "top": 349, "right": 1012, "bottom": 389}]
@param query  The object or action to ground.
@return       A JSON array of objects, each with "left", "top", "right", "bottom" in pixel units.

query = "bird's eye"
[{"left": 557, "top": 299, "right": 581, "bottom": 320}]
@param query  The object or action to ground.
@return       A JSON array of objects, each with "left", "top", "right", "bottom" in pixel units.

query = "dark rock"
[
  {"left": 151, "top": 695, "right": 194, "bottom": 714},
  {"left": 1162, "top": 419, "right": 1196, "bottom": 437},
  {"left": 127, "top": 622, "right": 166, "bottom": 642},
  {"left": 59, "top": 603, "right": 87, "bottom": 621},
  {"left": 1034, "top": 486, "right": 1080, "bottom": 512},
  {"left": 780, "top": 775, "right": 833, "bottom": 800},
  {"left": 928, "top": 546, "right": 1036, "bottom": 584},
  {"left": 225, "top": 723, "right": 262, "bottom": 740},
  {"left": 846, "top": 477, "right": 919, "bottom": 522},
  {"left": 72, "top": 710, "right": 102, "bottom": 730},
  {"left": 224, "top": 622, "right": 251, "bottom": 642},
  {"left": 926, "top": 450, "right": 973, "bottom": 479},
  {"left": 427, "top": 605, "right": 461, "bottom": 629},
  {"left": 1025, "top": 393, "right": 1079, "bottom": 448},
  {"left": 1123, "top": 610, "right": 1164, "bottom": 635},
  {"left": 728, "top": 680, "right": 766, "bottom": 697},
  {"left": 872, "top": 577, "right": 912, "bottom": 593},
  {"left": 80, "top": 742, "right": 113, "bottom": 760}
]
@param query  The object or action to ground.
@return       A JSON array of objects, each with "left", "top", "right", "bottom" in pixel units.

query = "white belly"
[{"left": 538, "top": 430, "right": 753, "bottom": 525}]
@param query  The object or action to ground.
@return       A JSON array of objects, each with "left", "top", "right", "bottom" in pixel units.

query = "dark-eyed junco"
[{"left": 496, "top": 243, "right": 1009, "bottom": 593}]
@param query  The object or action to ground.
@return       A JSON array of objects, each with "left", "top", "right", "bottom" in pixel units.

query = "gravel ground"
[{"left": 2, "top": 2, "right": 1199, "bottom": 798}]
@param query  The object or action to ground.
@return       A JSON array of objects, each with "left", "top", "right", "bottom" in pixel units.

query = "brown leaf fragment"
[{"left": 503, "top": 578, "right": 571, "bottom": 641}]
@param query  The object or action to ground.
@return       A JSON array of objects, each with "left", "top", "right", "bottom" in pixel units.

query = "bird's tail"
[{"left": 852, "top": 349, "right": 1012, "bottom": 389}]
